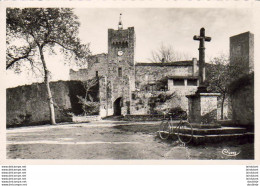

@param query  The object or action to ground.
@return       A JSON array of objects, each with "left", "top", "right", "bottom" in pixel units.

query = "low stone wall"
[
  {"left": 72, "top": 115, "right": 101, "bottom": 122},
  {"left": 123, "top": 114, "right": 164, "bottom": 121}
]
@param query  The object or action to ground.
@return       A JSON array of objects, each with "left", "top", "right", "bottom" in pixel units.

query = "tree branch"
[
  {"left": 6, "top": 47, "right": 33, "bottom": 70},
  {"left": 46, "top": 40, "right": 75, "bottom": 52}
]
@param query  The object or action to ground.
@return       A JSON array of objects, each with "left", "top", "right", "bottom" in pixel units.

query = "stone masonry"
[
  {"left": 70, "top": 21, "right": 200, "bottom": 117},
  {"left": 6, "top": 81, "right": 86, "bottom": 127},
  {"left": 230, "top": 31, "right": 254, "bottom": 75},
  {"left": 230, "top": 32, "right": 254, "bottom": 125}
]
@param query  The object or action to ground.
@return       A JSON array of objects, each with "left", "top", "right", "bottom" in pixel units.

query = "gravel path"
[{"left": 6, "top": 122, "right": 254, "bottom": 159}]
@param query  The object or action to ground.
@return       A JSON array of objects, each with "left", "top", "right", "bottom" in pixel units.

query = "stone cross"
[{"left": 193, "top": 28, "right": 211, "bottom": 87}]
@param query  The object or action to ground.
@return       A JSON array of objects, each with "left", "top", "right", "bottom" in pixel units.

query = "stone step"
[
  {"left": 191, "top": 127, "right": 247, "bottom": 135},
  {"left": 168, "top": 126, "right": 247, "bottom": 135},
  {"left": 158, "top": 127, "right": 248, "bottom": 136},
  {"left": 157, "top": 127, "right": 253, "bottom": 144},
  {"left": 191, "top": 123, "right": 221, "bottom": 129},
  {"left": 191, "top": 132, "right": 254, "bottom": 144}
]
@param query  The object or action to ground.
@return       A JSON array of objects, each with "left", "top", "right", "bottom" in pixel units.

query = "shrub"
[
  {"left": 163, "top": 107, "right": 187, "bottom": 120},
  {"left": 77, "top": 96, "right": 100, "bottom": 115}
]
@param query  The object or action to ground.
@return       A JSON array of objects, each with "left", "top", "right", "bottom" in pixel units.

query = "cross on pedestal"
[{"left": 193, "top": 27, "right": 211, "bottom": 93}]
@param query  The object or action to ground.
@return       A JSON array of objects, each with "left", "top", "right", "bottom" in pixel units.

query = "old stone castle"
[
  {"left": 6, "top": 17, "right": 254, "bottom": 126},
  {"left": 70, "top": 19, "right": 200, "bottom": 117}
]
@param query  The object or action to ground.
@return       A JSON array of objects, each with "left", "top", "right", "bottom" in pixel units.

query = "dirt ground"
[{"left": 6, "top": 121, "right": 254, "bottom": 159}]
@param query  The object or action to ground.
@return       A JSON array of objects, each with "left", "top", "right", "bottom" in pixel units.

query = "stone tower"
[
  {"left": 230, "top": 31, "right": 254, "bottom": 75},
  {"left": 104, "top": 15, "right": 136, "bottom": 116}
]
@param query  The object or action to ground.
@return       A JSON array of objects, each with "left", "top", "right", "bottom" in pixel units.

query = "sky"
[{"left": 6, "top": 8, "right": 255, "bottom": 88}]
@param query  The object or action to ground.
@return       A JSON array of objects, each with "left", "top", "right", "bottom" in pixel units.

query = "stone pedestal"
[{"left": 186, "top": 93, "right": 220, "bottom": 124}]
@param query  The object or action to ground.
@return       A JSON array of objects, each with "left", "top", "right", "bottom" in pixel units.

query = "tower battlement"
[{"left": 108, "top": 27, "right": 135, "bottom": 48}]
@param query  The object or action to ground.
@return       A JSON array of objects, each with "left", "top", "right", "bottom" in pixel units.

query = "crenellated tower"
[{"left": 102, "top": 14, "right": 136, "bottom": 116}]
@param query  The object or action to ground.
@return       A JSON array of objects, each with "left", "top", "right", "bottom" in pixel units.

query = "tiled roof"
[
  {"left": 135, "top": 61, "right": 193, "bottom": 67},
  {"left": 167, "top": 76, "right": 199, "bottom": 79}
]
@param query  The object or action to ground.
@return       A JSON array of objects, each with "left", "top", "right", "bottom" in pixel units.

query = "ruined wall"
[
  {"left": 70, "top": 53, "right": 108, "bottom": 81},
  {"left": 230, "top": 73, "right": 254, "bottom": 125},
  {"left": 6, "top": 81, "right": 85, "bottom": 127}
]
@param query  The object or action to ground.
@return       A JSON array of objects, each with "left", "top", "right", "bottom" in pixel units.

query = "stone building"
[
  {"left": 70, "top": 19, "right": 199, "bottom": 117},
  {"left": 229, "top": 32, "right": 254, "bottom": 126},
  {"left": 6, "top": 18, "right": 254, "bottom": 126},
  {"left": 230, "top": 31, "right": 254, "bottom": 75}
]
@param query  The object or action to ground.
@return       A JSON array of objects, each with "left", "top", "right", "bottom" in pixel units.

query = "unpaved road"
[{"left": 6, "top": 121, "right": 254, "bottom": 159}]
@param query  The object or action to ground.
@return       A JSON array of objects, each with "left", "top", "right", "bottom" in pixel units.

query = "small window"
[
  {"left": 173, "top": 79, "right": 185, "bottom": 86},
  {"left": 118, "top": 67, "right": 122, "bottom": 77},
  {"left": 187, "top": 79, "right": 198, "bottom": 86},
  {"left": 96, "top": 71, "right": 98, "bottom": 77},
  {"left": 95, "top": 57, "right": 99, "bottom": 63},
  {"left": 132, "top": 93, "right": 136, "bottom": 100}
]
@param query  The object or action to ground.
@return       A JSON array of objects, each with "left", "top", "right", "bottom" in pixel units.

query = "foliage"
[
  {"left": 6, "top": 8, "right": 90, "bottom": 71},
  {"left": 149, "top": 43, "right": 191, "bottom": 62},
  {"left": 148, "top": 92, "right": 177, "bottom": 114},
  {"left": 166, "top": 107, "right": 187, "bottom": 120},
  {"left": 77, "top": 96, "right": 100, "bottom": 115},
  {"left": 11, "top": 114, "right": 32, "bottom": 126},
  {"left": 155, "top": 77, "right": 168, "bottom": 91},
  {"left": 6, "top": 8, "right": 90, "bottom": 124},
  {"left": 81, "top": 77, "right": 99, "bottom": 102},
  {"left": 205, "top": 53, "right": 249, "bottom": 119},
  {"left": 206, "top": 55, "right": 230, "bottom": 94},
  {"left": 77, "top": 77, "right": 100, "bottom": 116},
  {"left": 229, "top": 72, "right": 254, "bottom": 95},
  {"left": 148, "top": 92, "right": 175, "bottom": 105}
]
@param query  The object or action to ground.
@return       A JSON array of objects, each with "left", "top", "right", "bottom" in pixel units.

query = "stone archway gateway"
[{"left": 113, "top": 97, "right": 122, "bottom": 116}]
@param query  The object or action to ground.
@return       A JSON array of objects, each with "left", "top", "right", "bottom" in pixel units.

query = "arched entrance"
[{"left": 113, "top": 97, "right": 122, "bottom": 116}]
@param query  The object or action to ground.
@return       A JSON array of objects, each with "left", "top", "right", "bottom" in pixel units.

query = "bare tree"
[
  {"left": 6, "top": 8, "right": 91, "bottom": 124},
  {"left": 77, "top": 77, "right": 100, "bottom": 116},
  {"left": 206, "top": 53, "right": 248, "bottom": 119},
  {"left": 149, "top": 43, "right": 192, "bottom": 62}
]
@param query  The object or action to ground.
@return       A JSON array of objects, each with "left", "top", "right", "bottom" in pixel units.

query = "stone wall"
[
  {"left": 135, "top": 60, "right": 198, "bottom": 91},
  {"left": 217, "top": 96, "right": 232, "bottom": 120},
  {"left": 6, "top": 81, "right": 85, "bottom": 127},
  {"left": 230, "top": 32, "right": 254, "bottom": 75},
  {"left": 130, "top": 85, "right": 197, "bottom": 115},
  {"left": 70, "top": 53, "right": 108, "bottom": 81},
  {"left": 187, "top": 93, "right": 220, "bottom": 124},
  {"left": 230, "top": 73, "right": 254, "bottom": 125}
]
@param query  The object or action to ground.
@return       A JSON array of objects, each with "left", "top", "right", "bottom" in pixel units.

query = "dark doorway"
[{"left": 113, "top": 97, "right": 122, "bottom": 116}]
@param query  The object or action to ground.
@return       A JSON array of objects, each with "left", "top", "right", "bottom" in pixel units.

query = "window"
[
  {"left": 96, "top": 71, "right": 98, "bottom": 77},
  {"left": 187, "top": 79, "right": 198, "bottom": 86},
  {"left": 118, "top": 67, "right": 122, "bottom": 77},
  {"left": 132, "top": 93, "right": 136, "bottom": 100},
  {"left": 173, "top": 79, "right": 185, "bottom": 86}
]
